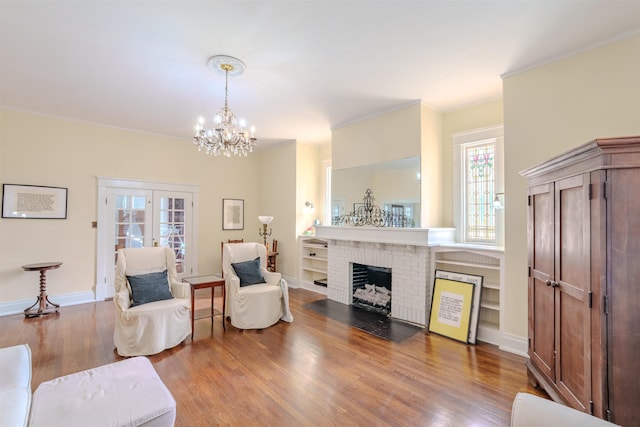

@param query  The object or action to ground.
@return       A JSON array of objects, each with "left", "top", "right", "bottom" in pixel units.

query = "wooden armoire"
[{"left": 520, "top": 136, "right": 640, "bottom": 426}]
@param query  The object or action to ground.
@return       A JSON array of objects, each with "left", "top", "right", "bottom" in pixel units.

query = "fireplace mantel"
[{"left": 315, "top": 226, "right": 455, "bottom": 246}]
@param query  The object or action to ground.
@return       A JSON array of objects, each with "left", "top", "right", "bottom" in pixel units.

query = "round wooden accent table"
[{"left": 21, "top": 262, "right": 62, "bottom": 318}]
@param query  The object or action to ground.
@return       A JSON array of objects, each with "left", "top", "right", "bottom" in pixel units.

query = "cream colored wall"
[
  {"left": 503, "top": 34, "right": 640, "bottom": 338},
  {"left": 296, "top": 143, "right": 322, "bottom": 235},
  {"left": 0, "top": 108, "right": 263, "bottom": 303},
  {"left": 420, "top": 104, "right": 444, "bottom": 227},
  {"left": 318, "top": 142, "right": 331, "bottom": 163},
  {"left": 441, "top": 99, "right": 504, "bottom": 227},
  {"left": 319, "top": 142, "right": 332, "bottom": 225},
  {"left": 332, "top": 103, "right": 422, "bottom": 170},
  {"left": 255, "top": 141, "right": 297, "bottom": 280}
]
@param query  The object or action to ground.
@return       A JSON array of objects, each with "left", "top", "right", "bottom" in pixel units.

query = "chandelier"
[{"left": 193, "top": 55, "right": 257, "bottom": 157}]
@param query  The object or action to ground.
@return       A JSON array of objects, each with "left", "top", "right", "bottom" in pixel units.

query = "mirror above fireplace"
[{"left": 331, "top": 157, "right": 420, "bottom": 227}]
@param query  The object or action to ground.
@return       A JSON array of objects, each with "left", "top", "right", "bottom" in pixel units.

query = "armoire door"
[
  {"left": 528, "top": 182, "right": 556, "bottom": 382},
  {"left": 528, "top": 173, "right": 592, "bottom": 413},
  {"left": 554, "top": 174, "right": 591, "bottom": 412}
]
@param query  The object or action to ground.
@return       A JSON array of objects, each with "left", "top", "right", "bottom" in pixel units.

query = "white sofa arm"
[
  {"left": 114, "top": 288, "right": 131, "bottom": 312},
  {"left": 511, "top": 393, "right": 619, "bottom": 427},
  {"left": 0, "top": 344, "right": 32, "bottom": 427},
  {"left": 225, "top": 276, "right": 240, "bottom": 295},
  {"left": 170, "top": 280, "right": 190, "bottom": 300},
  {"left": 263, "top": 270, "right": 281, "bottom": 285}
]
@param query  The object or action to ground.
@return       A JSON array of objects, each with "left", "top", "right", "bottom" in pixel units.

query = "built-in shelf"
[
  {"left": 433, "top": 259, "right": 501, "bottom": 270},
  {"left": 482, "top": 281, "right": 500, "bottom": 290},
  {"left": 303, "top": 266, "right": 327, "bottom": 274},
  {"left": 430, "top": 244, "right": 504, "bottom": 347},
  {"left": 303, "top": 243, "right": 328, "bottom": 249},
  {"left": 299, "top": 236, "right": 329, "bottom": 294},
  {"left": 302, "top": 256, "right": 327, "bottom": 262},
  {"left": 481, "top": 301, "right": 500, "bottom": 311}
]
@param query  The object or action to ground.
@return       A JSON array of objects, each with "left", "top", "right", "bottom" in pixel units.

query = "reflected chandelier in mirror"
[{"left": 337, "top": 189, "right": 415, "bottom": 228}]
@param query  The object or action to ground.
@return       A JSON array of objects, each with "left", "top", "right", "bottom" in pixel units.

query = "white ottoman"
[{"left": 29, "top": 357, "right": 176, "bottom": 427}]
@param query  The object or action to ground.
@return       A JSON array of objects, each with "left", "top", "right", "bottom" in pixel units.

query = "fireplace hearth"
[{"left": 352, "top": 263, "right": 392, "bottom": 316}]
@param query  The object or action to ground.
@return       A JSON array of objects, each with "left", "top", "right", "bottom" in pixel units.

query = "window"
[{"left": 453, "top": 125, "right": 504, "bottom": 245}]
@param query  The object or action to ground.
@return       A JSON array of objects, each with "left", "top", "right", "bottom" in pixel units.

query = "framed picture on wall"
[
  {"left": 222, "top": 199, "right": 244, "bottom": 230},
  {"left": 2, "top": 184, "right": 68, "bottom": 219}
]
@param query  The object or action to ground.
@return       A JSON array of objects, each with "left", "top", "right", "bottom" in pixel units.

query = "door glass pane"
[
  {"left": 158, "top": 196, "right": 186, "bottom": 273},
  {"left": 132, "top": 196, "right": 146, "bottom": 209},
  {"left": 132, "top": 210, "right": 145, "bottom": 222},
  {"left": 114, "top": 195, "right": 147, "bottom": 256}
]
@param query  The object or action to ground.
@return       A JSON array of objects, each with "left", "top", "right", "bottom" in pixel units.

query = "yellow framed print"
[
  {"left": 428, "top": 278, "right": 475, "bottom": 343},
  {"left": 434, "top": 269, "right": 483, "bottom": 344}
]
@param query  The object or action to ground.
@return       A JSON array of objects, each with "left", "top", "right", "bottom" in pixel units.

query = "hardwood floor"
[{"left": 0, "top": 288, "right": 545, "bottom": 426}]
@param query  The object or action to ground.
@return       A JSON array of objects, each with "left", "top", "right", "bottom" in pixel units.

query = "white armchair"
[
  {"left": 222, "top": 242, "right": 293, "bottom": 329},
  {"left": 114, "top": 246, "right": 191, "bottom": 356},
  {"left": 511, "top": 393, "right": 619, "bottom": 427}
]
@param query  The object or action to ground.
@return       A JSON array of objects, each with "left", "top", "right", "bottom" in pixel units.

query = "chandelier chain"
[{"left": 224, "top": 68, "right": 229, "bottom": 112}]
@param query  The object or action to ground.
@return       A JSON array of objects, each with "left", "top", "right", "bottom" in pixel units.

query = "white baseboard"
[
  {"left": 499, "top": 332, "right": 529, "bottom": 357},
  {"left": 283, "top": 276, "right": 328, "bottom": 295},
  {"left": 282, "top": 274, "right": 298, "bottom": 288},
  {"left": 0, "top": 291, "right": 96, "bottom": 316},
  {"left": 301, "top": 282, "right": 328, "bottom": 295}
]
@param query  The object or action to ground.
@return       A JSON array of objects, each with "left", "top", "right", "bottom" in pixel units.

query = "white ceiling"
[{"left": 1, "top": 1, "right": 639, "bottom": 148}]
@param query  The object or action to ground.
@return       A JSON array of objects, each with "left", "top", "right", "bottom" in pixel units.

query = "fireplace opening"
[{"left": 351, "top": 263, "right": 392, "bottom": 316}]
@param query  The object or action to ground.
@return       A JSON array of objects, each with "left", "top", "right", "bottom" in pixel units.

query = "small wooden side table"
[
  {"left": 22, "top": 262, "right": 62, "bottom": 318},
  {"left": 182, "top": 274, "right": 225, "bottom": 340}
]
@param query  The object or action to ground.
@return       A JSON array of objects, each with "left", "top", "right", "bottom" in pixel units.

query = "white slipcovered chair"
[
  {"left": 511, "top": 392, "right": 618, "bottom": 426},
  {"left": 114, "top": 246, "right": 191, "bottom": 356},
  {"left": 222, "top": 242, "right": 293, "bottom": 329}
]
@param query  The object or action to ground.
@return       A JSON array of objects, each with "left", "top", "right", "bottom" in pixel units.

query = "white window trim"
[{"left": 452, "top": 125, "right": 504, "bottom": 246}]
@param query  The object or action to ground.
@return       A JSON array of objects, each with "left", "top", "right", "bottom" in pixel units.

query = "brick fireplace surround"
[{"left": 315, "top": 226, "right": 455, "bottom": 326}]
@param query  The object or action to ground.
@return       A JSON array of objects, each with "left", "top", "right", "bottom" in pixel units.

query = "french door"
[
  {"left": 96, "top": 178, "right": 198, "bottom": 299},
  {"left": 153, "top": 191, "right": 192, "bottom": 275}
]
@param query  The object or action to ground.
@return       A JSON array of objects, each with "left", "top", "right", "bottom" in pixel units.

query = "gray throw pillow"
[
  {"left": 232, "top": 257, "right": 265, "bottom": 287},
  {"left": 127, "top": 270, "right": 174, "bottom": 307}
]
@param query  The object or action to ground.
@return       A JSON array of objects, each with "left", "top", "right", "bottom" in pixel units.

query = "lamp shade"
[{"left": 258, "top": 216, "right": 274, "bottom": 224}]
